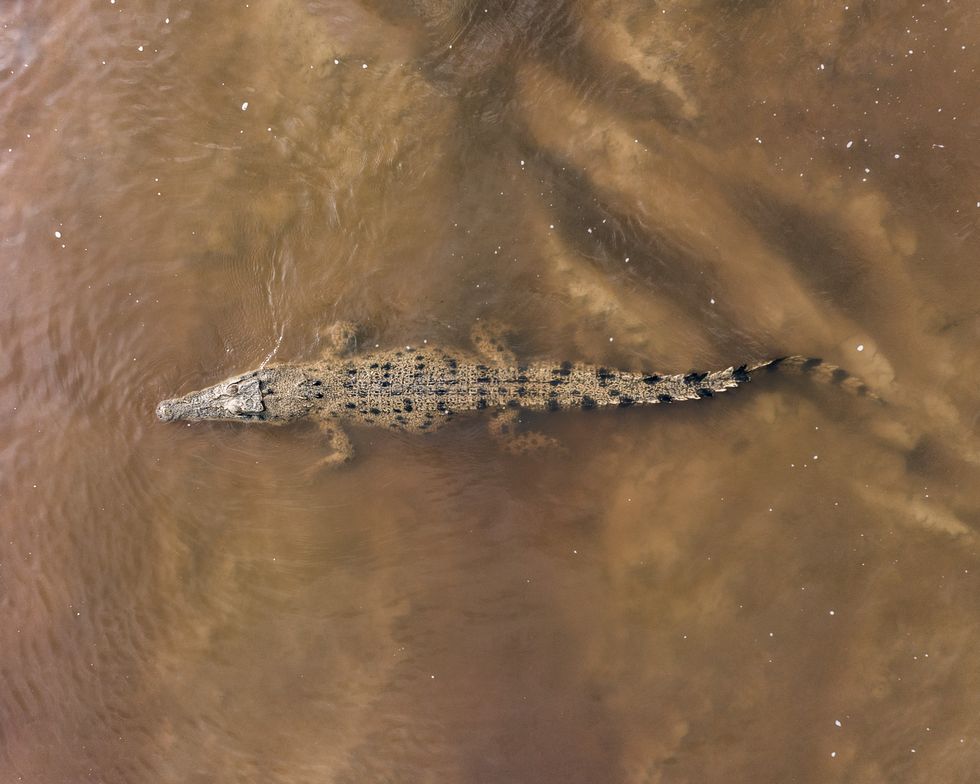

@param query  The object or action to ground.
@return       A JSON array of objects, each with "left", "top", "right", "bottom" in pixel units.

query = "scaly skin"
[{"left": 156, "top": 331, "right": 872, "bottom": 464}]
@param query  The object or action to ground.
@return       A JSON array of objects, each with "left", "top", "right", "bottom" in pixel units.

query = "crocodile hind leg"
[
  {"left": 488, "top": 408, "right": 560, "bottom": 455},
  {"left": 318, "top": 321, "right": 359, "bottom": 358},
  {"left": 304, "top": 419, "right": 354, "bottom": 475},
  {"left": 471, "top": 321, "right": 516, "bottom": 367}
]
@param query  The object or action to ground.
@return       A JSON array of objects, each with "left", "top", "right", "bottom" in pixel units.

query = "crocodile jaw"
[{"left": 157, "top": 376, "right": 264, "bottom": 422}]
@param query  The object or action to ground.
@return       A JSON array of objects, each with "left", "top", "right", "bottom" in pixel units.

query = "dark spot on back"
[
  {"left": 766, "top": 357, "right": 787, "bottom": 372},
  {"left": 618, "top": 396, "right": 635, "bottom": 407},
  {"left": 658, "top": 394, "right": 672, "bottom": 403},
  {"left": 831, "top": 368, "right": 849, "bottom": 383},
  {"left": 370, "top": 408, "right": 381, "bottom": 415},
  {"left": 732, "top": 365, "right": 750, "bottom": 383},
  {"left": 547, "top": 398, "right": 560, "bottom": 411},
  {"left": 642, "top": 375, "right": 661, "bottom": 384},
  {"left": 697, "top": 388, "right": 713, "bottom": 398},
  {"left": 476, "top": 399, "right": 487, "bottom": 410},
  {"left": 684, "top": 371, "right": 707, "bottom": 384},
  {"left": 581, "top": 395, "right": 597, "bottom": 409},
  {"left": 802, "top": 357, "right": 822, "bottom": 371}
]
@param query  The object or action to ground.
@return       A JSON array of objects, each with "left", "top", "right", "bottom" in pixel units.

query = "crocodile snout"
[{"left": 156, "top": 400, "right": 176, "bottom": 422}]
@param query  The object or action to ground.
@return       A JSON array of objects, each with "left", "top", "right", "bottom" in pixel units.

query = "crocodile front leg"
[
  {"left": 305, "top": 418, "right": 354, "bottom": 474},
  {"left": 317, "top": 320, "right": 359, "bottom": 358}
]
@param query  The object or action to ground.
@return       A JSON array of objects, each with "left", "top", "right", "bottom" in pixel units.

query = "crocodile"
[{"left": 156, "top": 324, "right": 873, "bottom": 468}]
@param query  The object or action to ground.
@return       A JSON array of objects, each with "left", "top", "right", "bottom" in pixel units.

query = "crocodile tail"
[{"left": 747, "top": 356, "right": 880, "bottom": 401}]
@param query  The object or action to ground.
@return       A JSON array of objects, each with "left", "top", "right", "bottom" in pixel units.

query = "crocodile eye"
[{"left": 227, "top": 384, "right": 239, "bottom": 394}]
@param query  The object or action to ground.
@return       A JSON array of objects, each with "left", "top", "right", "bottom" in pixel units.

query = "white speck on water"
[
  {"left": 857, "top": 344, "right": 865, "bottom": 351},
  {"left": 846, "top": 140, "right": 854, "bottom": 148},
  {"left": 241, "top": 101, "right": 249, "bottom": 111},
  {"left": 624, "top": 256, "right": 630, "bottom": 263},
  {"left": 835, "top": 719, "right": 842, "bottom": 727},
  {"left": 894, "top": 153, "right": 901, "bottom": 159},
  {"left": 165, "top": 17, "right": 170, "bottom": 24},
  {"left": 710, "top": 298, "right": 715, "bottom": 304},
  {"left": 549, "top": 224, "right": 554, "bottom": 229},
  {"left": 362, "top": 63, "right": 368, "bottom": 69},
  {"left": 813, "top": 455, "right": 819, "bottom": 460},
  {"left": 54, "top": 230, "right": 62, "bottom": 239},
  {"left": 137, "top": 45, "right": 144, "bottom": 52},
  {"left": 831, "top": 752, "right": 837, "bottom": 758},
  {"left": 829, "top": 610, "right": 836, "bottom": 615},
  {"left": 609, "top": 337, "right": 614, "bottom": 342},
  {"left": 334, "top": 59, "right": 339, "bottom": 64}
]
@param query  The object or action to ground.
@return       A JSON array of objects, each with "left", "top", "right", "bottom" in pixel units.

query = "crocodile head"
[{"left": 156, "top": 374, "right": 265, "bottom": 423}]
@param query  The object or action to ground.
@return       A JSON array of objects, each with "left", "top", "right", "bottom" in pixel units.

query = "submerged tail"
[
  {"left": 747, "top": 355, "right": 879, "bottom": 400},
  {"left": 551, "top": 355, "right": 877, "bottom": 409}
]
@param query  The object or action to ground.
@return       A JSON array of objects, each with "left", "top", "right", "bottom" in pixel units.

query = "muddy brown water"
[{"left": 2, "top": 1, "right": 979, "bottom": 782}]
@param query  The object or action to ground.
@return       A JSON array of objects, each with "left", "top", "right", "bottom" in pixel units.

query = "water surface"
[{"left": 2, "top": 1, "right": 979, "bottom": 781}]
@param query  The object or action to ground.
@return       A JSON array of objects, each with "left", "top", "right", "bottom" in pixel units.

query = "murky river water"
[{"left": 2, "top": 1, "right": 979, "bottom": 781}]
